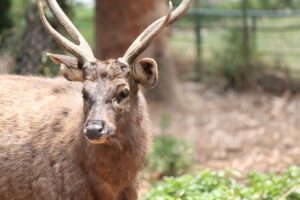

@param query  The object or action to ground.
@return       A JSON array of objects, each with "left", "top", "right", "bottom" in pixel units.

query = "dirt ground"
[
  {"left": 0, "top": 51, "right": 13, "bottom": 74},
  {"left": 149, "top": 82, "right": 300, "bottom": 175}
]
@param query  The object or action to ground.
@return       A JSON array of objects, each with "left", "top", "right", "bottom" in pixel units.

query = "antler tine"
[
  {"left": 45, "top": 0, "right": 94, "bottom": 57},
  {"left": 38, "top": 1, "right": 95, "bottom": 62},
  {"left": 120, "top": 0, "right": 194, "bottom": 65},
  {"left": 166, "top": 0, "right": 195, "bottom": 25}
]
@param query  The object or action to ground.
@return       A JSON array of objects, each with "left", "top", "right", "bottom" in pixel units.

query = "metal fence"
[{"left": 171, "top": 8, "right": 300, "bottom": 77}]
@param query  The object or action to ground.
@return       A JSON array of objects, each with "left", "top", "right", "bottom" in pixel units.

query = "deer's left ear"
[{"left": 132, "top": 58, "right": 158, "bottom": 88}]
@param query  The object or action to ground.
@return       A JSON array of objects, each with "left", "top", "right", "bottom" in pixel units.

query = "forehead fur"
[{"left": 96, "top": 59, "right": 130, "bottom": 80}]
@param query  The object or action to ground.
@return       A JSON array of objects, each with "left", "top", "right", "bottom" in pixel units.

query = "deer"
[{"left": 0, "top": 0, "right": 194, "bottom": 199}]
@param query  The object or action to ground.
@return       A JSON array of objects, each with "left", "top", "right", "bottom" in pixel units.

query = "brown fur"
[
  {"left": 3, "top": 0, "right": 192, "bottom": 198},
  {"left": 0, "top": 70, "right": 151, "bottom": 199}
]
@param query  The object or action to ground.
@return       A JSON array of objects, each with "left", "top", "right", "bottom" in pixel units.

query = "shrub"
[
  {"left": 213, "top": 27, "right": 256, "bottom": 87},
  {"left": 142, "top": 167, "right": 300, "bottom": 200},
  {"left": 145, "top": 135, "right": 193, "bottom": 180}
]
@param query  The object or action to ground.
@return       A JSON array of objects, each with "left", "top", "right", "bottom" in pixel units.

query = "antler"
[
  {"left": 120, "top": 0, "right": 195, "bottom": 65},
  {"left": 38, "top": 0, "right": 95, "bottom": 62}
]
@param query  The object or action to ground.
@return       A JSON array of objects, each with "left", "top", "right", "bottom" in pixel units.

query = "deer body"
[
  {"left": 0, "top": 75, "right": 149, "bottom": 199},
  {"left": 0, "top": 0, "right": 193, "bottom": 199}
]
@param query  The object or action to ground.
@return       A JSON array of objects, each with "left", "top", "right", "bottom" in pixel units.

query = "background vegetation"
[{"left": 143, "top": 167, "right": 300, "bottom": 200}]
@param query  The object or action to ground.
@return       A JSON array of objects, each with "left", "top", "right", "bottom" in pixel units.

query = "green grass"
[
  {"left": 73, "top": 5, "right": 95, "bottom": 46},
  {"left": 11, "top": 0, "right": 26, "bottom": 26}
]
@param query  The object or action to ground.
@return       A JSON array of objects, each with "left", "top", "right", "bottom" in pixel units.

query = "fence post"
[
  {"left": 251, "top": 16, "right": 257, "bottom": 51},
  {"left": 194, "top": 13, "right": 203, "bottom": 80},
  {"left": 242, "top": 0, "right": 251, "bottom": 72},
  {"left": 195, "top": 15, "right": 202, "bottom": 62}
]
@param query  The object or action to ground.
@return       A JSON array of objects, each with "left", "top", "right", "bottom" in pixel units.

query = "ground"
[{"left": 149, "top": 82, "right": 300, "bottom": 175}]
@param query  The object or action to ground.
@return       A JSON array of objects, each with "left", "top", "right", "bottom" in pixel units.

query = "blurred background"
[{"left": 1, "top": 0, "right": 300, "bottom": 198}]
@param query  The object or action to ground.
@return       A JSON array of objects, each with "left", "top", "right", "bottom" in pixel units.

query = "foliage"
[
  {"left": 142, "top": 167, "right": 300, "bottom": 200},
  {"left": 212, "top": 26, "right": 256, "bottom": 87},
  {"left": 248, "top": 0, "right": 300, "bottom": 10},
  {"left": 0, "top": 0, "right": 13, "bottom": 36},
  {"left": 145, "top": 135, "right": 193, "bottom": 180},
  {"left": 73, "top": 4, "right": 95, "bottom": 45},
  {"left": 195, "top": 0, "right": 300, "bottom": 10}
]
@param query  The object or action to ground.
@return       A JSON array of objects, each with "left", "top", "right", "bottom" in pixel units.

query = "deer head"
[{"left": 38, "top": 0, "right": 194, "bottom": 144}]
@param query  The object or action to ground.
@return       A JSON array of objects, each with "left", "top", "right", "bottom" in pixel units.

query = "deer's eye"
[{"left": 116, "top": 89, "right": 130, "bottom": 103}]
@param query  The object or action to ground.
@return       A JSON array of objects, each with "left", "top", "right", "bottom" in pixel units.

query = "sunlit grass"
[
  {"left": 11, "top": 0, "right": 26, "bottom": 26},
  {"left": 73, "top": 5, "right": 95, "bottom": 46}
]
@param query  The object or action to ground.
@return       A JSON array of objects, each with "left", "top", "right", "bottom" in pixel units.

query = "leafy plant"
[
  {"left": 145, "top": 135, "right": 193, "bottom": 180},
  {"left": 142, "top": 167, "right": 300, "bottom": 200}
]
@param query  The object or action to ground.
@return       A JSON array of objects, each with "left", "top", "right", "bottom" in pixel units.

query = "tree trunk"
[
  {"left": 95, "top": 0, "right": 180, "bottom": 105},
  {"left": 15, "top": 3, "right": 54, "bottom": 75}
]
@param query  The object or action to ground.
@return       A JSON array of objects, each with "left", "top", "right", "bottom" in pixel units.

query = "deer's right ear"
[{"left": 47, "top": 53, "right": 84, "bottom": 82}]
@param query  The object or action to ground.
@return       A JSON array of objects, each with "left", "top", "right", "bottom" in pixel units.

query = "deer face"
[
  {"left": 48, "top": 55, "right": 158, "bottom": 144},
  {"left": 81, "top": 60, "right": 130, "bottom": 144},
  {"left": 82, "top": 59, "right": 158, "bottom": 144},
  {"left": 39, "top": 0, "right": 193, "bottom": 144}
]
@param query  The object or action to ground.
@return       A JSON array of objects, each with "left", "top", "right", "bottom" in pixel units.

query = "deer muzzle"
[{"left": 83, "top": 120, "right": 114, "bottom": 142}]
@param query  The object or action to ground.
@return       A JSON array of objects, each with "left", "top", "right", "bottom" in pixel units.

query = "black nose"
[{"left": 84, "top": 120, "right": 107, "bottom": 140}]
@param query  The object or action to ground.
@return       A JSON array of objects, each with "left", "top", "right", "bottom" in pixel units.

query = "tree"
[
  {"left": 0, "top": 0, "right": 14, "bottom": 74},
  {"left": 95, "top": 0, "right": 180, "bottom": 105},
  {"left": 15, "top": 0, "right": 72, "bottom": 75},
  {"left": 0, "top": 0, "right": 13, "bottom": 36}
]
